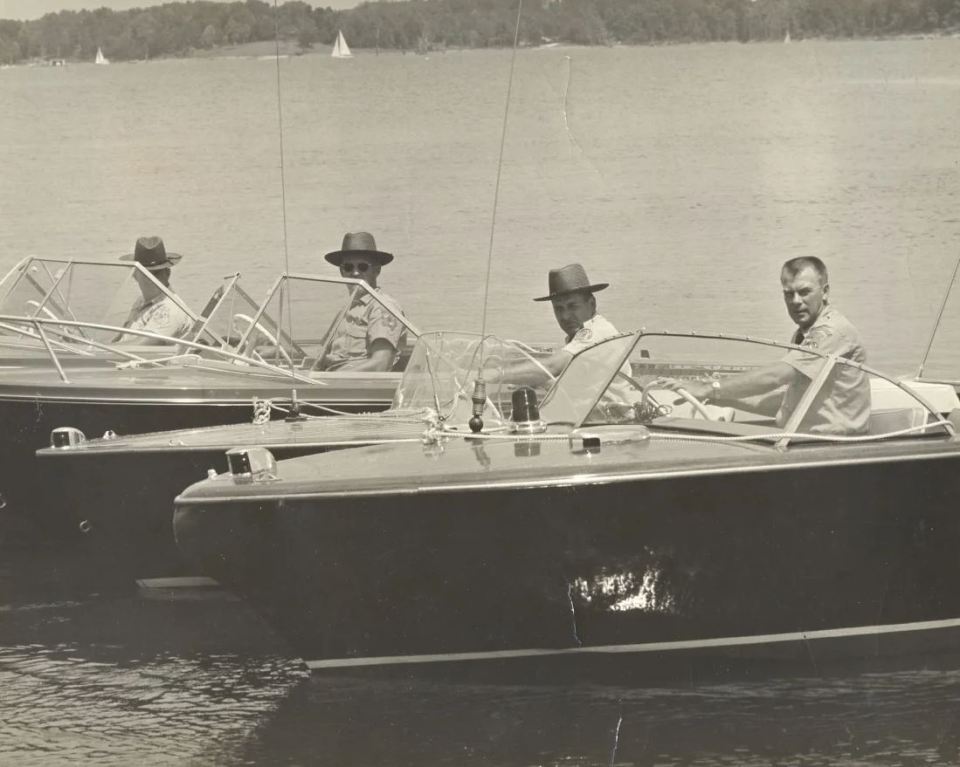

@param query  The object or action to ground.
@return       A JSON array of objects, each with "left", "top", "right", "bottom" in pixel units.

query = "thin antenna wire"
[
  {"left": 272, "top": 0, "right": 296, "bottom": 379},
  {"left": 918, "top": 249, "right": 960, "bottom": 377},
  {"left": 479, "top": 0, "right": 524, "bottom": 340},
  {"left": 272, "top": 0, "right": 291, "bottom": 275}
]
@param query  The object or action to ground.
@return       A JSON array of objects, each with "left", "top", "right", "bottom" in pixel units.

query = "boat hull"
[
  {"left": 173, "top": 450, "right": 960, "bottom": 676},
  {"left": 0, "top": 390, "right": 390, "bottom": 546}
]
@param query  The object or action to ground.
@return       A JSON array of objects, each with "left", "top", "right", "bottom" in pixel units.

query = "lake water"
[
  {"left": 2, "top": 39, "right": 960, "bottom": 764},
  {"left": 2, "top": 40, "right": 960, "bottom": 369}
]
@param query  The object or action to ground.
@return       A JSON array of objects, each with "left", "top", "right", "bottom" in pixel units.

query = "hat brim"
[
  {"left": 533, "top": 283, "right": 608, "bottom": 302},
  {"left": 325, "top": 249, "right": 393, "bottom": 267},
  {"left": 120, "top": 252, "right": 183, "bottom": 270}
]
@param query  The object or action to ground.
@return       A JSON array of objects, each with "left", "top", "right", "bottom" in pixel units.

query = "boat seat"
[{"left": 866, "top": 406, "right": 927, "bottom": 436}]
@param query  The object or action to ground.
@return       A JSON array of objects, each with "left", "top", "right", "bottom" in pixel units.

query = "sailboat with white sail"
[
  {"left": 331, "top": 30, "right": 352, "bottom": 59},
  {"left": 94, "top": 46, "right": 110, "bottom": 65}
]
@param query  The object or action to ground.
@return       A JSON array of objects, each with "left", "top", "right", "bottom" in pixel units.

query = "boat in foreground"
[
  {"left": 173, "top": 330, "right": 960, "bottom": 677},
  {"left": 36, "top": 333, "right": 553, "bottom": 581},
  {"left": 0, "top": 259, "right": 418, "bottom": 538}
]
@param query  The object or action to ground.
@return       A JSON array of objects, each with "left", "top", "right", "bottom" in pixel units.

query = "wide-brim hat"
[
  {"left": 120, "top": 236, "right": 182, "bottom": 271},
  {"left": 533, "top": 263, "right": 608, "bottom": 302},
  {"left": 324, "top": 231, "right": 394, "bottom": 266}
]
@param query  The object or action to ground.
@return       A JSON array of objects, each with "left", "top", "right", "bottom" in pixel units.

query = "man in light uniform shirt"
[
  {"left": 658, "top": 256, "right": 869, "bottom": 435},
  {"left": 118, "top": 236, "right": 193, "bottom": 344},
  {"left": 318, "top": 231, "right": 407, "bottom": 372},
  {"left": 487, "top": 263, "right": 623, "bottom": 388}
]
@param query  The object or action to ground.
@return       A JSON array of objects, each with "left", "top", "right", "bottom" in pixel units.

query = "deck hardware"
[
  {"left": 510, "top": 387, "right": 546, "bottom": 434},
  {"left": 226, "top": 446, "right": 277, "bottom": 482},
  {"left": 50, "top": 427, "right": 86, "bottom": 448},
  {"left": 78, "top": 519, "right": 92, "bottom": 533}
]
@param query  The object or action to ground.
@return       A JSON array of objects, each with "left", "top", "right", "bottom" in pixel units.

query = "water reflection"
[
  {"left": 3, "top": 548, "right": 960, "bottom": 766},
  {"left": 239, "top": 670, "right": 960, "bottom": 766}
]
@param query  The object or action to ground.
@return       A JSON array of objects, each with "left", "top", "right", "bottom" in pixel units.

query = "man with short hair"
[
  {"left": 318, "top": 231, "right": 407, "bottom": 372},
  {"left": 659, "top": 257, "right": 870, "bottom": 435},
  {"left": 118, "top": 236, "right": 193, "bottom": 344}
]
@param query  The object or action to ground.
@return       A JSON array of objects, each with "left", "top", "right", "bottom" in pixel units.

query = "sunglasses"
[{"left": 340, "top": 261, "right": 371, "bottom": 274}]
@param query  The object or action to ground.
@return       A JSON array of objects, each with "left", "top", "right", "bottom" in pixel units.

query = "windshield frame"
[{"left": 539, "top": 329, "right": 953, "bottom": 446}]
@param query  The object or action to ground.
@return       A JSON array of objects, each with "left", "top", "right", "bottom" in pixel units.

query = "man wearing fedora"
[
  {"left": 117, "top": 236, "right": 193, "bottom": 344},
  {"left": 319, "top": 231, "right": 407, "bottom": 372},
  {"left": 489, "top": 263, "right": 622, "bottom": 386}
]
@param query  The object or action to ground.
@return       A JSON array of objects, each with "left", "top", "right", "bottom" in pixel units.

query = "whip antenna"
[
  {"left": 918, "top": 249, "right": 960, "bottom": 378},
  {"left": 470, "top": 0, "right": 524, "bottom": 434},
  {"left": 271, "top": 0, "right": 296, "bottom": 381},
  {"left": 479, "top": 0, "right": 524, "bottom": 340}
]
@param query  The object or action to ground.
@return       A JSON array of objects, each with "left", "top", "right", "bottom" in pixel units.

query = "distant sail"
[
  {"left": 783, "top": 30, "right": 791, "bottom": 43},
  {"left": 95, "top": 46, "right": 110, "bottom": 65},
  {"left": 331, "top": 30, "right": 352, "bottom": 59}
]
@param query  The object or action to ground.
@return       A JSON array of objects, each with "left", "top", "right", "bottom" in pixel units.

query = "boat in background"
[
  {"left": 36, "top": 333, "right": 555, "bottom": 585},
  {"left": 331, "top": 30, "right": 352, "bottom": 59},
  {"left": 174, "top": 329, "right": 960, "bottom": 677},
  {"left": 0, "top": 262, "right": 418, "bottom": 540},
  {"left": 94, "top": 46, "right": 109, "bottom": 65}
]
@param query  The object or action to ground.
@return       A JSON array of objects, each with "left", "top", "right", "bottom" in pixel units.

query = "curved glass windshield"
[{"left": 539, "top": 331, "right": 954, "bottom": 445}]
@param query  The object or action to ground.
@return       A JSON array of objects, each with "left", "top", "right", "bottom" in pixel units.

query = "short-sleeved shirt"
[
  {"left": 121, "top": 294, "right": 193, "bottom": 343},
  {"left": 324, "top": 290, "right": 407, "bottom": 371},
  {"left": 563, "top": 313, "right": 622, "bottom": 355},
  {"left": 777, "top": 306, "right": 870, "bottom": 435},
  {"left": 564, "top": 313, "right": 634, "bottom": 404}
]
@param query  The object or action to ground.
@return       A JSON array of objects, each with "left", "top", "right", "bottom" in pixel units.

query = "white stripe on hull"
[{"left": 305, "top": 616, "right": 960, "bottom": 670}]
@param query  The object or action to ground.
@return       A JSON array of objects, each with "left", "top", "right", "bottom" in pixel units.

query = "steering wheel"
[
  {"left": 232, "top": 313, "right": 293, "bottom": 367},
  {"left": 637, "top": 380, "right": 715, "bottom": 421}
]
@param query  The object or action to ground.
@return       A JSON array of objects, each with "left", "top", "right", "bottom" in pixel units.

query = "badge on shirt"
[{"left": 574, "top": 328, "right": 593, "bottom": 343}]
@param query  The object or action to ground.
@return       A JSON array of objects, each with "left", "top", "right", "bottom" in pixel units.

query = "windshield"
[
  {"left": 539, "top": 330, "right": 953, "bottom": 445},
  {"left": 394, "top": 332, "right": 555, "bottom": 424},
  {"left": 0, "top": 257, "right": 214, "bottom": 351},
  {"left": 228, "top": 274, "right": 419, "bottom": 372}
]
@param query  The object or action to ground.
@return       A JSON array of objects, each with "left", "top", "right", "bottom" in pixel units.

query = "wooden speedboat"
[
  {"left": 173, "top": 330, "right": 960, "bottom": 678},
  {"left": 0, "top": 263, "right": 419, "bottom": 539},
  {"left": 34, "top": 333, "right": 553, "bottom": 582}
]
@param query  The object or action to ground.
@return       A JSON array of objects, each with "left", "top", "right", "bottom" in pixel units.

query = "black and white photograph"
[{"left": 2, "top": 0, "right": 960, "bottom": 763}]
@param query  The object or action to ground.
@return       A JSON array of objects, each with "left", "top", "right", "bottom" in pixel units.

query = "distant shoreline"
[{"left": 3, "top": 31, "right": 958, "bottom": 68}]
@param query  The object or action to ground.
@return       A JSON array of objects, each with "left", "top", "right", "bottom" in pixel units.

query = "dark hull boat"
[
  {"left": 173, "top": 330, "right": 960, "bottom": 678},
  {"left": 0, "top": 264, "right": 418, "bottom": 541},
  {"left": 34, "top": 334, "right": 554, "bottom": 582}
]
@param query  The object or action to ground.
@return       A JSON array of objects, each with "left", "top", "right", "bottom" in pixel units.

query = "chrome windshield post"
[{"left": 33, "top": 319, "right": 69, "bottom": 383}]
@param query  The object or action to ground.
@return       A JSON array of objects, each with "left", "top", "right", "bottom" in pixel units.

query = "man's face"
[
  {"left": 551, "top": 292, "right": 595, "bottom": 337},
  {"left": 133, "top": 268, "right": 161, "bottom": 300},
  {"left": 781, "top": 265, "right": 828, "bottom": 330},
  {"left": 339, "top": 258, "right": 380, "bottom": 288}
]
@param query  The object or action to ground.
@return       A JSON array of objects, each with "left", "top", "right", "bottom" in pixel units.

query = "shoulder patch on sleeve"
[
  {"left": 801, "top": 326, "right": 832, "bottom": 349},
  {"left": 574, "top": 327, "right": 593, "bottom": 343}
]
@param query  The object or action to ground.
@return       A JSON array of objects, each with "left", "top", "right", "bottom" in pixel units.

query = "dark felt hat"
[
  {"left": 120, "top": 236, "right": 182, "bottom": 271},
  {"left": 533, "top": 263, "right": 608, "bottom": 302},
  {"left": 324, "top": 232, "right": 394, "bottom": 266}
]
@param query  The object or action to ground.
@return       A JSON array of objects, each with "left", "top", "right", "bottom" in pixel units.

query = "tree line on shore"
[{"left": 1, "top": 0, "right": 958, "bottom": 64}]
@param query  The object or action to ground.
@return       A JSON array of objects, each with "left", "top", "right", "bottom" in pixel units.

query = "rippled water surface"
[
  {"left": 3, "top": 549, "right": 960, "bottom": 765},
  {"left": 3, "top": 38, "right": 960, "bottom": 764}
]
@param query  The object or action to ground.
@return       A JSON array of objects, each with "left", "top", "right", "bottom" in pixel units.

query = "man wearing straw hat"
[
  {"left": 319, "top": 231, "right": 407, "bottom": 372},
  {"left": 117, "top": 236, "right": 193, "bottom": 344}
]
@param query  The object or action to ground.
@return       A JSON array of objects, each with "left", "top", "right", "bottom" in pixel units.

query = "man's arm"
[
  {"left": 486, "top": 349, "right": 572, "bottom": 387},
  {"left": 661, "top": 361, "right": 798, "bottom": 412},
  {"left": 335, "top": 338, "right": 396, "bottom": 372}
]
